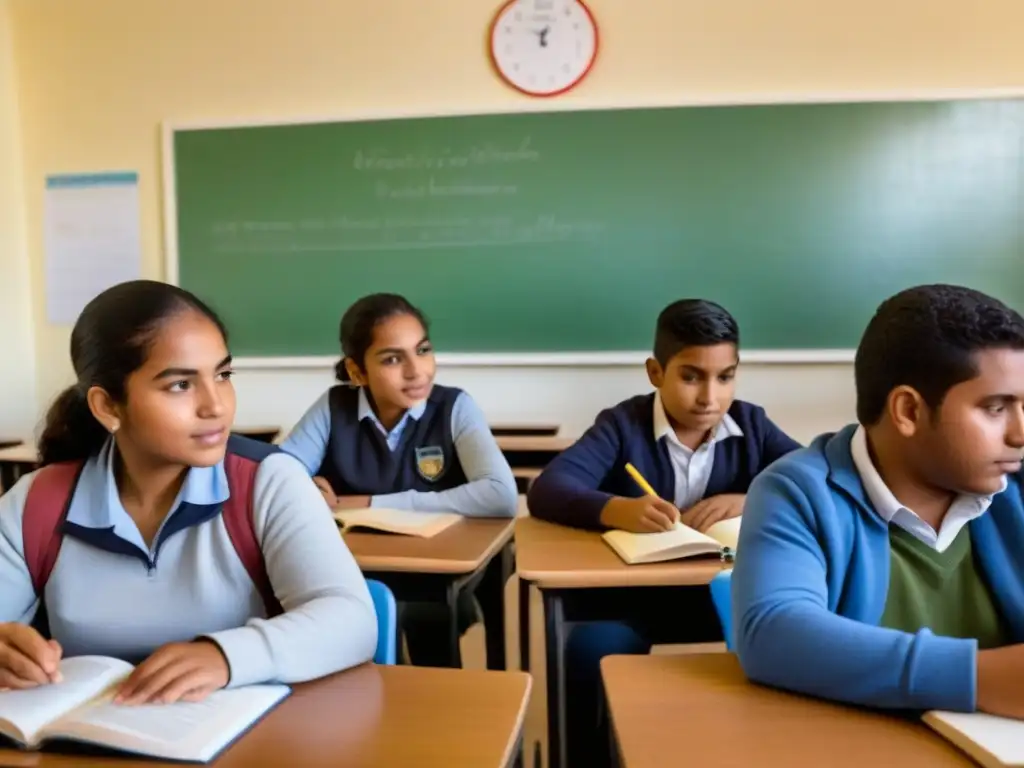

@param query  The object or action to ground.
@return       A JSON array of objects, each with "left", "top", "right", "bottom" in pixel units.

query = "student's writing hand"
[
  {"left": 600, "top": 496, "right": 680, "bottom": 533},
  {"left": 0, "top": 623, "right": 62, "bottom": 690},
  {"left": 976, "top": 645, "right": 1024, "bottom": 719},
  {"left": 681, "top": 494, "right": 745, "bottom": 533},
  {"left": 312, "top": 476, "right": 338, "bottom": 508},
  {"left": 114, "top": 640, "right": 229, "bottom": 706}
]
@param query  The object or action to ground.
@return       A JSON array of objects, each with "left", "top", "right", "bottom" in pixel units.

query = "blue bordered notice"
[{"left": 44, "top": 172, "right": 142, "bottom": 324}]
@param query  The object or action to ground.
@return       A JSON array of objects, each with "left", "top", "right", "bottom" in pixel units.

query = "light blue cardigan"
[{"left": 732, "top": 424, "right": 1024, "bottom": 712}]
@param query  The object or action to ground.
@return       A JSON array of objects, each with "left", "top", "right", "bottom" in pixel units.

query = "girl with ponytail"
[
  {"left": 279, "top": 292, "right": 518, "bottom": 667},
  {"left": 0, "top": 280, "right": 375, "bottom": 702}
]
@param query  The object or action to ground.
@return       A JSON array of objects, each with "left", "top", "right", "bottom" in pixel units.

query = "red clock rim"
[{"left": 486, "top": 0, "right": 599, "bottom": 98}]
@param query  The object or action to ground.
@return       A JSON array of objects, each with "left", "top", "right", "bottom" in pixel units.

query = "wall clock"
[{"left": 489, "top": 0, "right": 599, "bottom": 97}]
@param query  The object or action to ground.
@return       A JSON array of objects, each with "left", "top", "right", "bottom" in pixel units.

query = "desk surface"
[
  {"left": 346, "top": 516, "right": 516, "bottom": 574},
  {"left": 495, "top": 435, "right": 575, "bottom": 452},
  {"left": 601, "top": 654, "right": 971, "bottom": 768},
  {"left": 4, "top": 664, "right": 531, "bottom": 768},
  {"left": 515, "top": 517, "right": 728, "bottom": 588},
  {"left": 0, "top": 443, "right": 38, "bottom": 463}
]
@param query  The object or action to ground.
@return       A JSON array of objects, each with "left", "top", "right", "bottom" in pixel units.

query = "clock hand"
[{"left": 538, "top": 26, "right": 550, "bottom": 47}]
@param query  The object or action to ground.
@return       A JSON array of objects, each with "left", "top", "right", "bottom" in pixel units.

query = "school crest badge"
[{"left": 415, "top": 446, "right": 446, "bottom": 482}]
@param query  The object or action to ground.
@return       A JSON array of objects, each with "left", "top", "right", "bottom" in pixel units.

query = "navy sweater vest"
[
  {"left": 527, "top": 393, "right": 802, "bottom": 529},
  {"left": 318, "top": 385, "right": 469, "bottom": 496}
]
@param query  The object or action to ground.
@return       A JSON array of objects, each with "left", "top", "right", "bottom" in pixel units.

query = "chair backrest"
[
  {"left": 709, "top": 569, "right": 734, "bottom": 651},
  {"left": 365, "top": 579, "right": 398, "bottom": 665}
]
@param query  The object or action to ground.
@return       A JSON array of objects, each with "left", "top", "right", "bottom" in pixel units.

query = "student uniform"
[
  {"left": 527, "top": 391, "right": 801, "bottom": 768},
  {"left": 281, "top": 383, "right": 518, "bottom": 667},
  {"left": 0, "top": 436, "right": 377, "bottom": 684},
  {"left": 734, "top": 423, "right": 1024, "bottom": 713}
]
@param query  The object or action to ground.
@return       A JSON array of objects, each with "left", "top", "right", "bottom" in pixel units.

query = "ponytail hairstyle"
[
  {"left": 335, "top": 293, "right": 429, "bottom": 383},
  {"left": 38, "top": 280, "right": 227, "bottom": 467}
]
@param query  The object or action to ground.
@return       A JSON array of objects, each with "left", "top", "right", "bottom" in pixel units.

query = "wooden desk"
[
  {"left": 516, "top": 517, "right": 728, "bottom": 768},
  {"left": 2, "top": 664, "right": 532, "bottom": 768},
  {"left": 495, "top": 435, "right": 575, "bottom": 473},
  {"left": 346, "top": 514, "right": 518, "bottom": 671},
  {"left": 0, "top": 443, "right": 39, "bottom": 491},
  {"left": 602, "top": 654, "right": 970, "bottom": 768},
  {"left": 490, "top": 423, "right": 561, "bottom": 437}
]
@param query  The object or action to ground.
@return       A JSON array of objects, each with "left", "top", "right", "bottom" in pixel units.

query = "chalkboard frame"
[{"left": 161, "top": 87, "right": 1023, "bottom": 368}]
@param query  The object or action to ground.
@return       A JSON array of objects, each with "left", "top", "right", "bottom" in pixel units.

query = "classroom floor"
[{"left": 459, "top": 575, "right": 727, "bottom": 768}]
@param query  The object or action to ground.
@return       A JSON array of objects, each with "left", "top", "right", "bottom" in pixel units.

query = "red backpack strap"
[
  {"left": 222, "top": 452, "right": 283, "bottom": 618},
  {"left": 22, "top": 461, "right": 84, "bottom": 596}
]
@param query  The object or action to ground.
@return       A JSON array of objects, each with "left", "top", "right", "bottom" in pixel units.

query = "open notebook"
[
  {"left": 924, "top": 710, "right": 1024, "bottom": 768},
  {"left": 602, "top": 516, "right": 740, "bottom": 565},
  {"left": 0, "top": 656, "right": 289, "bottom": 763},
  {"left": 333, "top": 507, "right": 461, "bottom": 538}
]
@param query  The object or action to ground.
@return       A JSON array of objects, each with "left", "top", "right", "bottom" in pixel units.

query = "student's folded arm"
[
  {"left": 758, "top": 413, "right": 803, "bottom": 467},
  {"left": 526, "top": 411, "right": 621, "bottom": 529},
  {"left": 370, "top": 393, "right": 518, "bottom": 517},
  {"left": 203, "top": 454, "right": 377, "bottom": 687},
  {"left": 278, "top": 390, "right": 332, "bottom": 477},
  {"left": 734, "top": 469, "right": 977, "bottom": 712},
  {"left": 0, "top": 474, "right": 43, "bottom": 625}
]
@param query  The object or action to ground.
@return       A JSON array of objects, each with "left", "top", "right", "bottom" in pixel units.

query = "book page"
[
  {"left": 0, "top": 656, "right": 132, "bottom": 747},
  {"left": 924, "top": 711, "right": 1024, "bottom": 768},
  {"left": 334, "top": 507, "right": 460, "bottom": 537},
  {"left": 704, "top": 516, "right": 741, "bottom": 552},
  {"left": 46, "top": 684, "right": 289, "bottom": 762},
  {"left": 603, "top": 522, "right": 721, "bottom": 564}
]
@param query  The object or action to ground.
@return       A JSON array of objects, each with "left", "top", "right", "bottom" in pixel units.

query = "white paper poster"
[{"left": 44, "top": 171, "right": 142, "bottom": 324}]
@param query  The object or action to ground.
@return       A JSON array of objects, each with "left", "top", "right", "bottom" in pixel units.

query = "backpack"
[{"left": 22, "top": 452, "right": 284, "bottom": 621}]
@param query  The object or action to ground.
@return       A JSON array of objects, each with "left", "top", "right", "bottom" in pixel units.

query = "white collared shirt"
[
  {"left": 850, "top": 425, "right": 1004, "bottom": 553},
  {"left": 653, "top": 391, "right": 744, "bottom": 510}
]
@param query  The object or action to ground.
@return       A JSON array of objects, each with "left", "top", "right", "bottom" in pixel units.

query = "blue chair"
[
  {"left": 709, "top": 569, "right": 734, "bottom": 651},
  {"left": 366, "top": 579, "right": 397, "bottom": 665}
]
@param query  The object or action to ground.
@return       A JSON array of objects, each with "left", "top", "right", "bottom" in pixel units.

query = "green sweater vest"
[{"left": 880, "top": 525, "right": 1009, "bottom": 649}]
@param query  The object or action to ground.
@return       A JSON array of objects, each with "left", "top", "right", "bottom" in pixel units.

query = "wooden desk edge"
[
  {"left": 354, "top": 519, "right": 515, "bottom": 574},
  {"left": 499, "top": 672, "right": 534, "bottom": 768},
  {"left": 517, "top": 566, "right": 725, "bottom": 588}
]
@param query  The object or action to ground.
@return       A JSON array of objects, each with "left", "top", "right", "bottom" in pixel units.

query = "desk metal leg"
[
  {"left": 518, "top": 577, "right": 531, "bottom": 672},
  {"left": 445, "top": 581, "right": 465, "bottom": 668},
  {"left": 480, "top": 541, "right": 514, "bottom": 670},
  {"left": 543, "top": 590, "right": 567, "bottom": 768}
]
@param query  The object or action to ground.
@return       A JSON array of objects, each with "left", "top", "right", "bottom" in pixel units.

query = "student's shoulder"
[
  {"left": 726, "top": 399, "right": 781, "bottom": 433},
  {"left": 745, "top": 429, "right": 850, "bottom": 521},
  {"left": 591, "top": 393, "right": 656, "bottom": 433}
]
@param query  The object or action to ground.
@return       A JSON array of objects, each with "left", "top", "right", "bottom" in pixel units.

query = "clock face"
[{"left": 489, "top": 0, "right": 598, "bottom": 97}]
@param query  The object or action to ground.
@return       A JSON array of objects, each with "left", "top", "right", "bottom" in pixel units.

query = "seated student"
[
  {"left": 0, "top": 280, "right": 376, "bottom": 701},
  {"left": 733, "top": 284, "right": 1024, "bottom": 720},
  {"left": 280, "top": 293, "right": 518, "bottom": 668},
  {"left": 527, "top": 298, "right": 801, "bottom": 768}
]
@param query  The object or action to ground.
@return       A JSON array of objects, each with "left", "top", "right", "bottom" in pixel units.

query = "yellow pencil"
[{"left": 625, "top": 462, "right": 659, "bottom": 498}]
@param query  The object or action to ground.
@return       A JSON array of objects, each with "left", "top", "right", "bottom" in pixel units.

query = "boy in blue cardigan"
[
  {"left": 734, "top": 284, "right": 1024, "bottom": 720},
  {"left": 528, "top": 298, "right": 801, "bottom": 767}
]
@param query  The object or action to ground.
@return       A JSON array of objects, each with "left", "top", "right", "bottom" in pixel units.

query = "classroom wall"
[
  {"left": 8, "top": 0, "right": 1024, "bottom": 441},
  {"left": 0, "top": 0, "right": 36, "bottom": 436}
]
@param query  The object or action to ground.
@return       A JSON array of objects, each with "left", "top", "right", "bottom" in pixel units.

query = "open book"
[
  {"left": 0, "top": 656, "right": 289, "bottom": 763},
  {"left": 924, "top": 710, "right": 1024, "bottom": 768},
  {"left": 333, "top": 507, "right": 461, "bottom": 538},
  {"left": 602, "top": 516, "right": 741, "bottom": 565}
]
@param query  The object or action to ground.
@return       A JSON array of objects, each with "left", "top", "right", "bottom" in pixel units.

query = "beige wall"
[
  {"left": 7, "top": 0, "right": 1024, "bottom": 439},
  {"left": 0, "top": 0, "right": 35, "bottom": 436}
]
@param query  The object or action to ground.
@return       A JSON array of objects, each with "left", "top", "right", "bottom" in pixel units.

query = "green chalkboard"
[{"left": 170, "top": 99, "right": 1024, "bottom": 356}]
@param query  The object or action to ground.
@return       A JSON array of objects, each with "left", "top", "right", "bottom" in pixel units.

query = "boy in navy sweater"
[{"left": 528, "top": 298, "right": 801, "bottom": 768}]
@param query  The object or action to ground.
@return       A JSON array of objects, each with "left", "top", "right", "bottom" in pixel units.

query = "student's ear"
[
  {"left": 645, "top": 358, "right": 665, "bottom": 389},
  {"left": 86, "top": 386, "right": 124, "bottom": 434},
  {"left": 344, "top": 358, "right": 367, "bottom": 387},
  {"left": 887, "top": 385, "right": 926, "bottom": 438}
]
